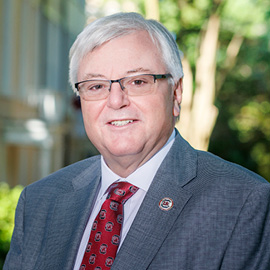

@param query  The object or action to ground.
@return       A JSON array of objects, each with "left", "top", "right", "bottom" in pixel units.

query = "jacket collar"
[{"left": 112, "top": 131, "right": 197, "bottom": 270}]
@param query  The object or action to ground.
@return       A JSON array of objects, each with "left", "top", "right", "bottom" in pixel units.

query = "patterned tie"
[{"left": 80, "top": 182, "right": 139, "bottom": 270}]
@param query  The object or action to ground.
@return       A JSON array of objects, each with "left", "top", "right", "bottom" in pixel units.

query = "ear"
[{"left": 173, "top": 78, "right": 183, "bottom": 117}]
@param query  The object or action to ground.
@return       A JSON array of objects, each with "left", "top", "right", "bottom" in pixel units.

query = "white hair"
[{"left": 69, "top": 12, "right": 184, "bottom": 91}]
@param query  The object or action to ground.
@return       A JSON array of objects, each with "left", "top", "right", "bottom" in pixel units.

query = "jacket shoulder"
[
  {"left": 26, "top": 155, "right": 101, "bottom": 194},
  {"left": 196, "top": 150, "right": 268, "bottom": 187}
]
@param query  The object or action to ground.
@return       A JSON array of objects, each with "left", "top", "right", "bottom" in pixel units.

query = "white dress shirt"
[{"left": 73, "top": 130, "right": 175, "bottom": 269}]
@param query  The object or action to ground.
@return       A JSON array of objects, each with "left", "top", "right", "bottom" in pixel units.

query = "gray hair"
[{"left": 69, "top": 12, "right": 184, "bottom": 91}]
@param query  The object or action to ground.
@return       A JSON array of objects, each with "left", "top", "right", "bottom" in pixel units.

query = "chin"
[{"left": 108, "top": 144, "right": 142, "bottom": 157}]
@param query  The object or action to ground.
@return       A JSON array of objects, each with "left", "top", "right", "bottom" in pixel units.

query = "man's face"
[{"left": 77, "top": 31, "right": 182, "bottom": 176}]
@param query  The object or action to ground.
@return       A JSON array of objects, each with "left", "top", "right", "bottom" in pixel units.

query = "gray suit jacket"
[{"left": 4, "top": 132, "right": 270, "bottom": 269}]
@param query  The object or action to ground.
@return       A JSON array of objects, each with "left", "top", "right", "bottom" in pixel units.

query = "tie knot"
[{"left": 106, "top": 182, "right": 138, "bottom": 204}]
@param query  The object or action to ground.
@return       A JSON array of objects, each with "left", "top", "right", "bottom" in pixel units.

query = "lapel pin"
[{"left": 159, "top": 197, "right": 174, "bottom": 211}]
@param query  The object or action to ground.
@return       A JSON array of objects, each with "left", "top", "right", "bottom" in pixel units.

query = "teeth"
[{"left": 111, "top": 120, "right": 133, "bottom": 126}]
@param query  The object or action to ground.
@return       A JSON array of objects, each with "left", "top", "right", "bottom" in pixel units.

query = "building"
[{"left": 0, "top": 0, "right": 94, "bottom": 187}]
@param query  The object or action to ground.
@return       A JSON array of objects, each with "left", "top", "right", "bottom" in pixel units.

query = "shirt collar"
[{"left": 100, "top": 129, "right": 176, "bottom": 198}]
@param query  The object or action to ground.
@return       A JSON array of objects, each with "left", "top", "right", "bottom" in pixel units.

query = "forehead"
[{"left": 78, "top": 31, "right": 166, "bottom": 80}]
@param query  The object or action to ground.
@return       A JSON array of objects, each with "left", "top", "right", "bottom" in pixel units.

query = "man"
[{"left": 4, "top": 12, "right": 270, "bottom": 270}]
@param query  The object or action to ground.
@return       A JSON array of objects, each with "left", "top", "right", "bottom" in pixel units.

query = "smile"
[{"left": 110, "top": 120, "right": 134, "bottom": 126}]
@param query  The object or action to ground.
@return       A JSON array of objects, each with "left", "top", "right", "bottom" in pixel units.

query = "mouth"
[{"left": 109, "top": 120, "right": 134, "bottom": 127}]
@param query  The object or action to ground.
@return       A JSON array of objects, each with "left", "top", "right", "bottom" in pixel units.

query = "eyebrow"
[
  {"left": 82, "top": 68, "right": 152, "bottom": 81},
  {"left": 82, "top": 73, "right": 106, "bottom": 80},
  {"left": 126, "top": 68, "right": 152, "bottom": 74}
]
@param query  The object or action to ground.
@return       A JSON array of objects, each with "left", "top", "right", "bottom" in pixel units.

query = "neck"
[
  {"left": 103, "top": 150, "right": 157, "bottom": 178},
  {"left": 102, "top": 131, "right": 175, "bottom": 178}
]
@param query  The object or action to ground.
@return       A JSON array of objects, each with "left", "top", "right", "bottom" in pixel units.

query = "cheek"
[
  {"left": 81, "top": 102, "right": 91, "bottom": 126},
  {"left": 144, "top": 94, "right": 174, "bottom": 127},
  {"left": 157, "top": 91, "right": 174, "bottom": 116},
  {"left": 81, "top": 99, "right": 105, "bottom": 120},
  {"left": 80, "top": 101, "right": 101, "bottom": 132}
]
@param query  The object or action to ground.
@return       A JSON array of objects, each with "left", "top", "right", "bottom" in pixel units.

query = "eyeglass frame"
[{"left": 74, "top": 73, "right": 172, "bottom": 98}]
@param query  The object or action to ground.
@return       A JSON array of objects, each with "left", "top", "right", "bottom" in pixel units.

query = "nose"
[{"left": 106, "top": 81, "right": 130, "bottom": 109}]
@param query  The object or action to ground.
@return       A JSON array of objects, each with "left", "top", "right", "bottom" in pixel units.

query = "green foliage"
[
  {"left": 160, "top": 0, "right": 181, "bottom": 34},
  {"left": 157, "top": 0, "right": 270, "bottom": 181},
  {"left": 209, "top": 33, "right": 270, "bottom": 181},
  {"left": 230, "top": 100, "right": 270, "bottom": 142},
  {"left": 0, "top": 183, "right": 23, "bottom": 268},
  {"left": 229, "top": 99, "right": 270, "bottom": 179},
  {"left": 222, "top": 0, "right": 267, "bottom": 37}
]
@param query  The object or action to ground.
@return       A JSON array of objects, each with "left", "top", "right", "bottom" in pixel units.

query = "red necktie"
[{"left": 80, "top": 182, "right": 139, "bottom": 270}]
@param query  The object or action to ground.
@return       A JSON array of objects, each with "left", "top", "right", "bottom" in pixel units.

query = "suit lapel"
[
  {"left": 43, "top": 160, "right": 101, "bottom": 269},
  {"left": 112, "top": 133, "right": 197, "bottom": 270}
]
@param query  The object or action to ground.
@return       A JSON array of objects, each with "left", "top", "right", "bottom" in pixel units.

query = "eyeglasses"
[{"left": 74, "top": 73, "right": 172, "bottom": 101}]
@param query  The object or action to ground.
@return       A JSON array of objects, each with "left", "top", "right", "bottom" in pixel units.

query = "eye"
[
  {"left": 127, "top": 75, "right": 152, "bottom": 87},
  {"left": 132, "top": 79, "right": 146, "bottom": 86},
  {"left": 89, "top": 84, "right": 104, "bottom": 90},
  {"left": 85, "top": 81, "right": 108, "bottom": 91}
]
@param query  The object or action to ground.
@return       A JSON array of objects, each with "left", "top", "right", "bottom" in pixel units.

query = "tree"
[
  {"left": 145, "top": 0, "right": 270, "bottom": 179},
  {"left": 85, "top": 0, "right": 270, "bottom": 179}
]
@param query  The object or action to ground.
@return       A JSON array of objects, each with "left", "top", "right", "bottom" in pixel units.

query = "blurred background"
[{"left": 0, "top": 0, "right": 269, "bottom": 267}]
